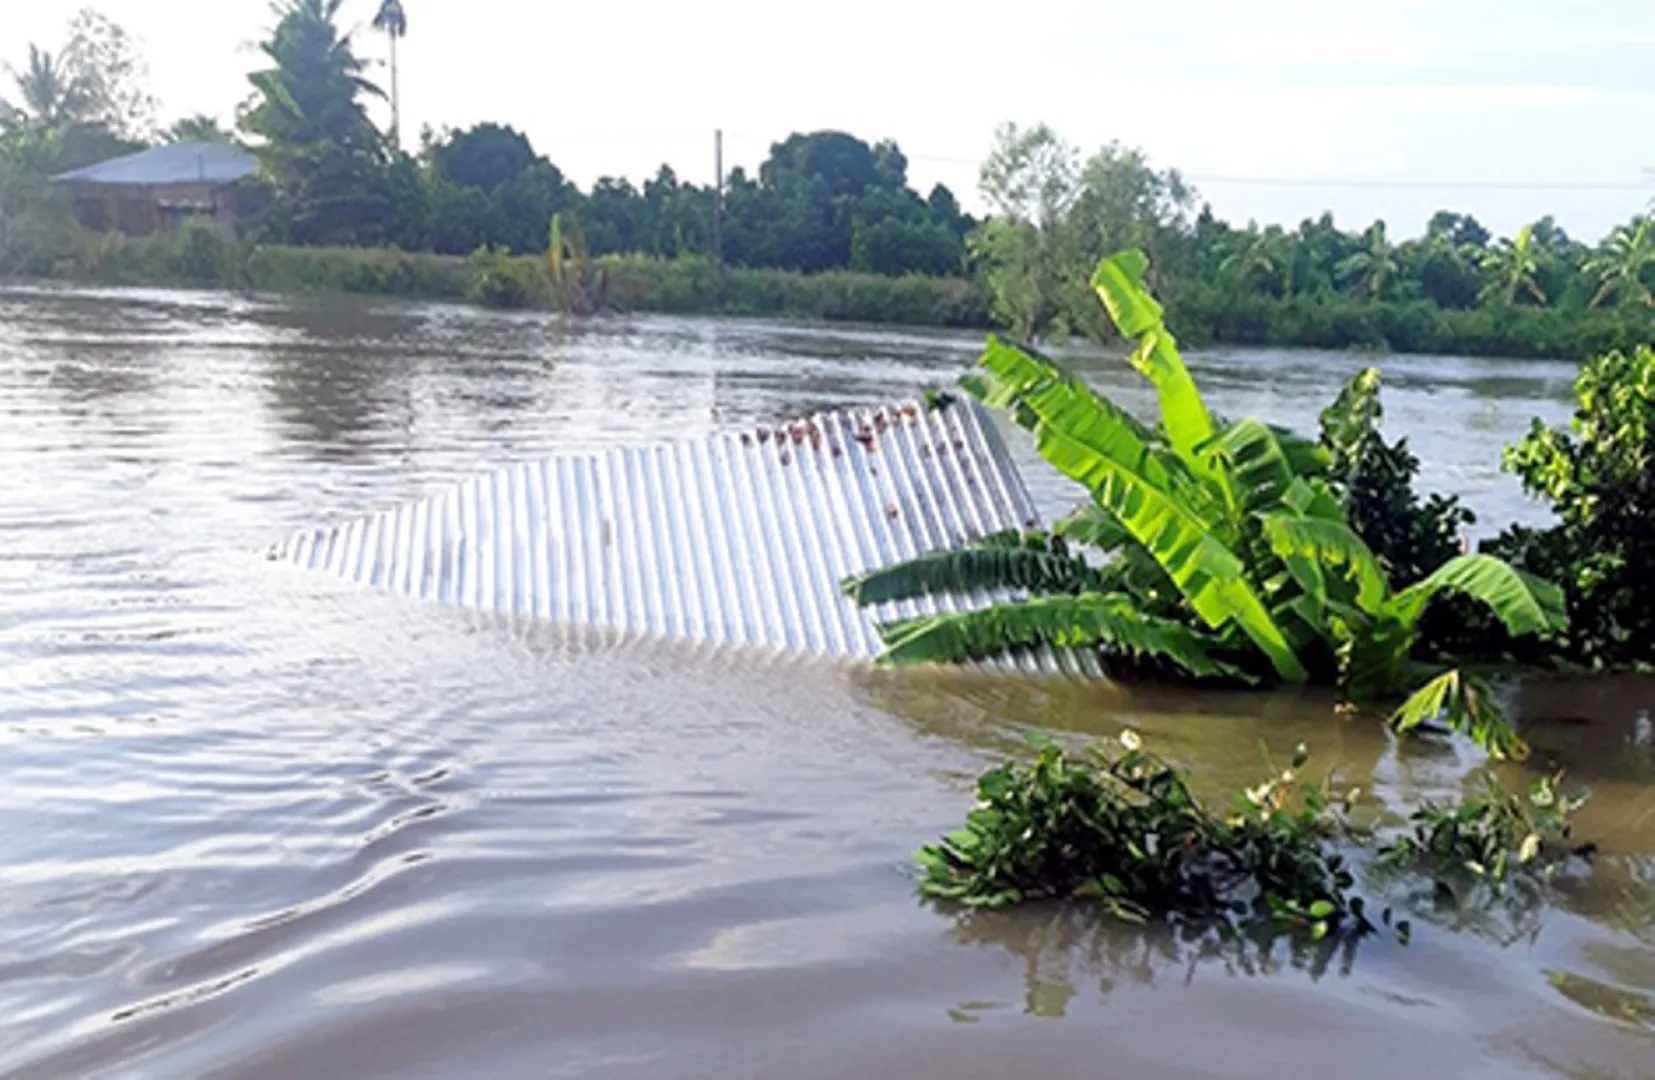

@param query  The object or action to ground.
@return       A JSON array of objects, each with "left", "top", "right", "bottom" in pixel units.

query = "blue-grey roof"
[{"left": 53, "top": 142, "right": 258, "bottom": 187}]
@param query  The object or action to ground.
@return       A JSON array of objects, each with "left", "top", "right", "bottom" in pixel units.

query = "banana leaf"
[
  {"left": 873, "top": 592, "right": 1242, "bottom": 679},
  {"left": 1387, "top": 554, "right": 1568, "bottom": 637},
  {"left": 842, "top": 543, "right": 1103, "bottom": 605},
  {"left": 1261, "top": 514, "right": 1390, "bottom": 613},
  {"left": 1091, "top": 250, "right": 1225, "bottom": 497}
]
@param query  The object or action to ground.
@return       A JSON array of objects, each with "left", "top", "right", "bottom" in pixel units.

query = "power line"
[
  {"left": 552, "top": 129, "right": 1654, "bottom": 194},
  {"left": 898, "top": 156, "right": 1650, "bottom": 192},
  {"left": 1186, "top": 175, "right": 1650, "bottom": 191}
]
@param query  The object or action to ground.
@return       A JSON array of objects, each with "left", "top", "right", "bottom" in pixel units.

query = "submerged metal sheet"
[{"left": 271, "top": 398, "right": 1097, "bottom": 674}]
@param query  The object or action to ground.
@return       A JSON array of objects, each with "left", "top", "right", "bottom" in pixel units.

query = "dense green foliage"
[
  {"left": 228, "top": 4, "right": 973, "bottom": 277},
  {"left": 968, "top": 124, "right": 1655, "bottom": 354},
  {"left": 240, "top": 0, "right": 391, "bottom": 246},
  {"left": 1318, "top": 368, "right": 1472, "bottom": 590},
  {"left": 922, "top": 730, "right": 1588, "bottom": 934},
  {"left": 846, "top": 250, "right": 1568, "bottom": 757},
  {"left": 4, "top": 8, "right": 1654, "bottom": 355},
  {"left": 1165, "top": 284, "right": 1655, "bottom": 360},
  {"left": 922, "top": 731, "right": 1360, "bottom": 936},
  {"left": 600, "top": 254, "right": 989, "bottom": 325},
  {"left": 1488, "top": 345, "right": 1655, "bottom": 668},
  {"left": 464, "top": 244, "right": 542, "bottom": 310}
]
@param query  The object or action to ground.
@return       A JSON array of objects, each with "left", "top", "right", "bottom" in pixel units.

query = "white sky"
[{"left": 9, "top": 0, "right": 1655, "bottom": 242}]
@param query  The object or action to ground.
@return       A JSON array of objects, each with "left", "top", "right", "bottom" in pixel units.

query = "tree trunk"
[{"left": 389, "top": 33, "right": 401, "bottom": 150}]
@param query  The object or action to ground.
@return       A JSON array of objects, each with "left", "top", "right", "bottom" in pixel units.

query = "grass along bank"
[
  {"left": 1168, "top": 282, "right": 1655, "bottom": 363},
  {"left": 7, "top": 224, "right": 994, "bottom": 328},
  {"left": 4, "top": 222, "right": 1650, "bottom": 357}
]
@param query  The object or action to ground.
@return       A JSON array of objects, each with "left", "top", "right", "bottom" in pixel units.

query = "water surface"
[{"left": 1, "top": 286, "right": 1651, "bottom": 1078}]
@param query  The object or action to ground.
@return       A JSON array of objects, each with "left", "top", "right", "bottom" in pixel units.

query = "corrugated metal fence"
[{"left": 271, "top": 397, "right": 1096, "bottom": 673}]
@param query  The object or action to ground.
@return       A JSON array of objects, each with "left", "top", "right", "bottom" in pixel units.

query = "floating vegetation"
[{"left": 919, "top": 731, "right": 1592, "bottom": 944}]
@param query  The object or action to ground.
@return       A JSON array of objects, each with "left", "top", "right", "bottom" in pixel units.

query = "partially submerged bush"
[
  {"left": 465, "top": 244, "right": 544, "bottom": 310},
  {"left": 1318, "top": 368, "right": 1473, "bottom": 589},
  {"left": 921, "top": 732, "right": 1591, "bottom": 942},
  {"left": 1492, "top": 345, "right": 1655, "bottom": 670},
  {"left": 845, "top": 249, "right": 1568, "bottom": 758}
]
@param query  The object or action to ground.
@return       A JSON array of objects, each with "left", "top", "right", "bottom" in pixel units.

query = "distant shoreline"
[{"left": 12, "top": 234, "right": 1650, "bottom": 362}]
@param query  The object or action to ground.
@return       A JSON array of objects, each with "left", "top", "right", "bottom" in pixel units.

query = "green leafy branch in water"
[
  {"left": 919, "top": 732, "right": 1592, "bottom": 943},
  {"left": 918, "top": 731, "right": 1365, "bottom": 940},
  {"left": 1377, "top": 771, "right": 1592, "bottom": 898}
]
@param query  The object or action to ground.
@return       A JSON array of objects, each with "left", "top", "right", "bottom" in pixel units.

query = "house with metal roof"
[{"left": 52, "top": 141, "right": 265, "bottom": 239}]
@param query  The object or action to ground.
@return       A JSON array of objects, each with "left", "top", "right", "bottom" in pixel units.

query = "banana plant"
[{"left": 843, "top": 249, "right": 1567, "bottom": 758}]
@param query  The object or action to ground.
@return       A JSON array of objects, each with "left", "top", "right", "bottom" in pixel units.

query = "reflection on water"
[
  {"left": 945, "top": 903, "right": 1376, "bottom": 1019},
  {"left": 0, "top": 284, "right": 1649, "bottom": 1078}
]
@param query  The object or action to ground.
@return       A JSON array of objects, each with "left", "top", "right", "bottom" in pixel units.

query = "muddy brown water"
[{"left": 1, "top": 285, "right": 1651, "bottom": 1079}]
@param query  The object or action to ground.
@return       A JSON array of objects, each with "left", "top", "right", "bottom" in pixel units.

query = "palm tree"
[
  {"left": 243, "top": 0, "right": 388, "bottom": 245},
  {"left": 1218, "top": 225, "right": 1289, "bottom": 295},
  {"left": 1582, "top": 217, "right": 1655, "bottom": 308},
  {"left": 1477, "top": 224, "right": 1547, "bottom": 307},
  {"left": 1336, "top": 222, "right": 1399, "bottom": 300},
  {"left": 372, "top": 0, "right": 408, "bottom": 149},
  {"left": 6, "top": 44, "right": 90, "bottom": 131},
  {"left": 164, "top": 113, "right": 234, "bottom": 144}
]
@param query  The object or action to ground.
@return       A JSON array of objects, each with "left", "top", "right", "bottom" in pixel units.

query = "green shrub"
[
  {"left": 1319, "top": 368, "right": 1473, "bottom": 589},
  {"left": 591, "top": 254, "right": 990, "bottom": 327},
  {"left": 244, "top": 244, "right": 470, "bottom": 298},
  {"left": 845, "top": 250, "right": 1568, "bottom": 759},
  {"left": 172, "top": 225, "right": 230, "bottom": 285},
  {"left": 465, "top": 245, "right": 545, "bottom": 309},
  {"left": 921, "top": 730, "right": 1590, "bottom": 937},
  {"left": 920, "top": 732, "right": 1359, "bottom": 936},
  {"left": 1377, "top": 771, "right": 1590, "bottom": 899},
  {"left": 1490, "top": 345, "right": 1655, "bottom": 668},
  {"left": 1164, "top": 282, "right": 1655, "bottom": 360}
]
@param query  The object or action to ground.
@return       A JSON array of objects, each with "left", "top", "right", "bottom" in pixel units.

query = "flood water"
[{"left": 1, "top": 285, "right": 1652, "bottom": 1079}]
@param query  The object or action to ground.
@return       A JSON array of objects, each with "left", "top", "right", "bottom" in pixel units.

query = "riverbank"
[
  {"left": 9, "top": 226, "right": 1652, "bottom": 358},
  {"left": 14, "top": 227, "right": 995, "bottom": 329},
  {"left": 1170, "top": 281, "right": 1655, "bottom": 362}
]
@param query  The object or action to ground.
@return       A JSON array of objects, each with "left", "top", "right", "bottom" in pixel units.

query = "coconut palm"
[
  {"left": 1582, "top": 217, "right": 1655, "bottom": 309},
  {"left": 5, "top": 44, "right": 90, "bottom": 131},
  {"left": 1400, "top": 228, "right": 1480, "bottom": 309},
  {"left": 1218, "top": 225, "right": 1290, "bottom": 295},
  {"left": 1336, "top": 222, "right": 1399, "bottom": 300},
  {"left": 164, "top": 113, "right": 234, "bottom": 144},
  {"left": 372, "top": 0, "right": 408, "bottom": 148},
  {"left": 242, "top": 0, "right": 388, "bottom": 245},
  {"left": 1477, "top": 224, "right": 1547, "bottom": 307}
]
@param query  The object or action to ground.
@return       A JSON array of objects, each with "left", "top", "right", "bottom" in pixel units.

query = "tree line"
[
  {"left": 3, "top": 1, "right": 1653, "bottom": 357},
  {"left": 970, "top": 123, "right": 1655, "bottom": 344},
  {"left": 0, "top": 2, "right": 973, "bottom": 279}
]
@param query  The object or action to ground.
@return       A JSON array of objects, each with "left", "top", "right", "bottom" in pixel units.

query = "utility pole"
[{"left": 712, "top": 128, "right": 724, "bottom": 267}]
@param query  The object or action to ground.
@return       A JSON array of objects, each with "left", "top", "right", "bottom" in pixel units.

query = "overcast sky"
[{"left": 10, "top": 0, "right": 1654, "bottom": 241}]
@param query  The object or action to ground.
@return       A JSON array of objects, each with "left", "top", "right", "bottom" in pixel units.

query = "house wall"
[{"left": 64, "top": 181, "right": 246, "bottom": 240}]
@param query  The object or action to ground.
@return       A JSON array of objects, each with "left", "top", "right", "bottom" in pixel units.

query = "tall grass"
[
  {"left": 38, "top": 226, "right": 474, "bottom": 298},
  {"left": 599, "top": 254, "right": 992, "bottom": 326},
  {"left": 13, "top": 227, "right": 994, "bottom": 326}
]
